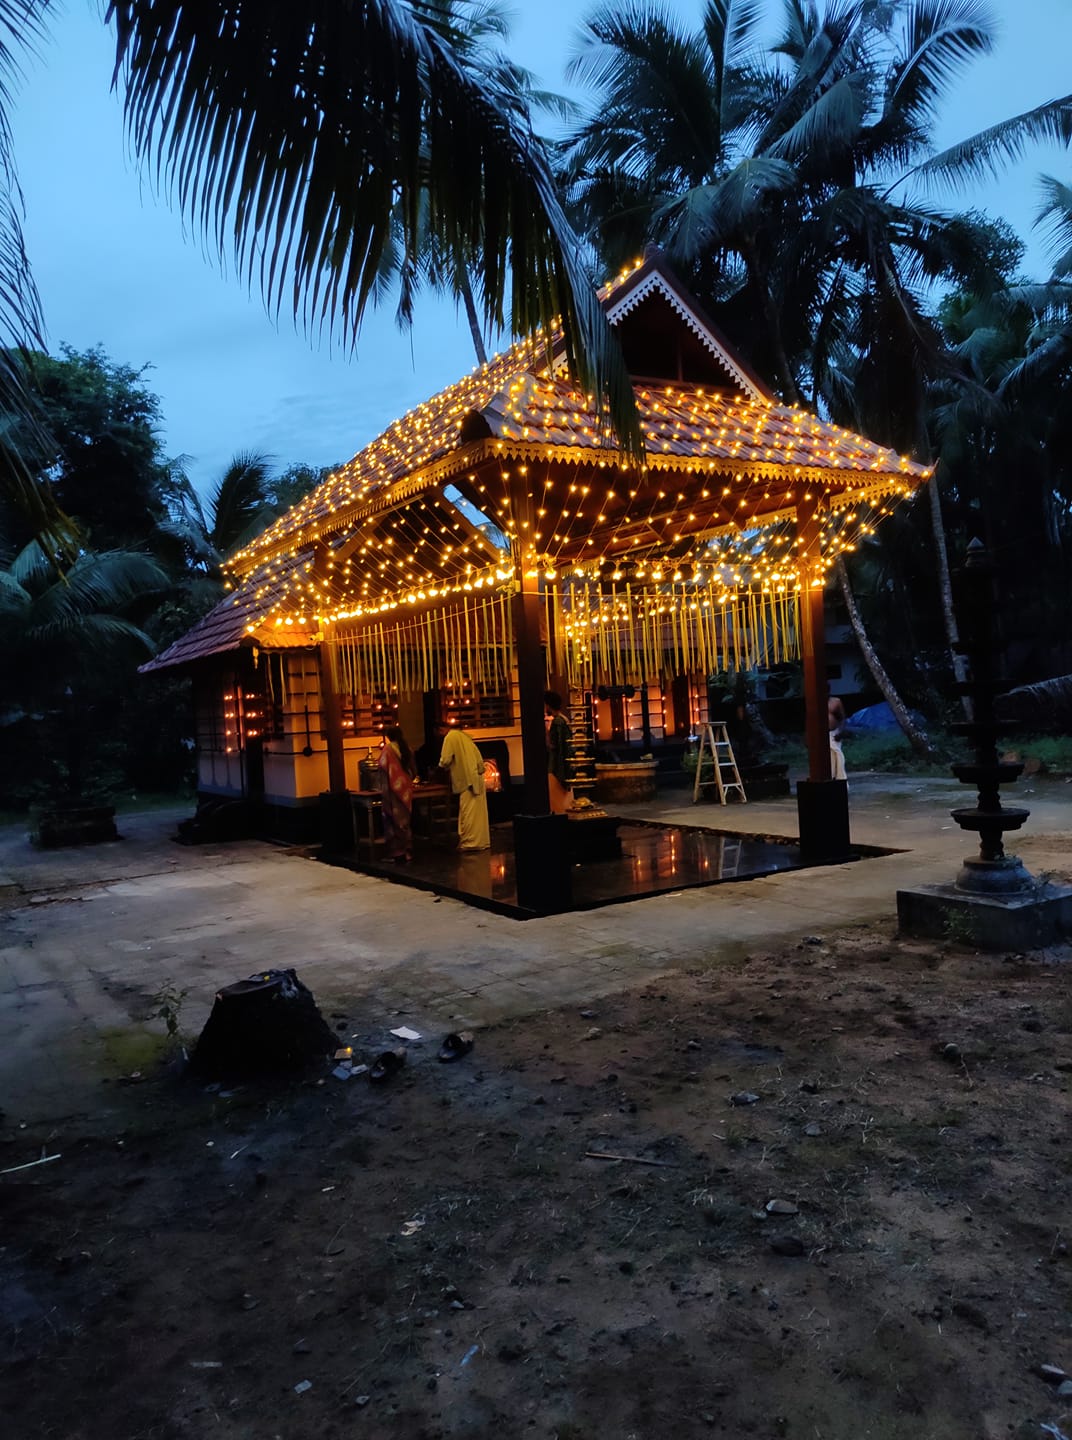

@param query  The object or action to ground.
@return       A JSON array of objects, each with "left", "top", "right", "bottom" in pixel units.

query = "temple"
[{"left": 143, "top": 253, "right": 930, "bottom": 892}]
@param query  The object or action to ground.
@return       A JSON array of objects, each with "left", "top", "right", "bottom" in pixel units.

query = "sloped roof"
[{"left": 144, "top": 254, "right": 931, "bottom": 673}]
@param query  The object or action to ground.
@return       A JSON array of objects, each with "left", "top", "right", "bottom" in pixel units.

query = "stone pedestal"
[
  {"left": 513, "top": 813, "right": 573, "bottom": 914},
  {"left": 897, "top": 880, "right": 1072, "bottom": 950},
  {"left": 318, "top": 790, "right": 355, "bottom": 852},
  {"left": 796, "top": 779, "right": 852, "bottom": 865}
]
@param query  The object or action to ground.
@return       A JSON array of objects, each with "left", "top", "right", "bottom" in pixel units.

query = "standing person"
[
  {"left": 544, "top": 690, "right": 574, "bottom": 814},
  {"left": 828, "top": 695, "right": 847, "bottom": 781},
  {"left": 435, "top": 722, "right": 490, "bottom": 852},
  {"left": 378, "top": 724, "right": 417, "bottom": 863}
]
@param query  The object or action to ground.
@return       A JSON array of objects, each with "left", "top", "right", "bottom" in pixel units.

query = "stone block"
[{"left": 896, "top": 880, "right": 1072, "bottom": 950}]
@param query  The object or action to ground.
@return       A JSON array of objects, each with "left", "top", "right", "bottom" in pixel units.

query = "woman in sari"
[{"left": 378, "top": 725, "right": 417, "bottom": 863}]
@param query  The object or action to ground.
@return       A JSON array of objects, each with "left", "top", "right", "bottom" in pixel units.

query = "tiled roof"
[
  {"left": 152, "top": 256, "right": 931, "bottom": 673},
  {"left": 229, "top": 340, "right": 540, "bottom": 578},
  {"left": 230, "top": 358, "right": 928, "bottom": 582},
  {"left": 139, "top": 551, "right": 313, "bottom": 674}
]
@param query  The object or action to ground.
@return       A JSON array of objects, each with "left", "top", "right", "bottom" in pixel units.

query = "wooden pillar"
[
  {"left": 318, "top": 630, "right": 348, "bottom": 796},
  {"left": 796, "top": 498, "right": 831, "bottom": 783},
  {"left": 511, "top": 550, "right": 551, "bottom": 816},
  {"left": 794, "top": 496, "right": 850, "bottom": 864},
  {"left": 508, "top": 471, "right": 571, "bottom": 913}
]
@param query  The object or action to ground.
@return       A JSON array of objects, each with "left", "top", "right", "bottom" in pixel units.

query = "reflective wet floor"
[{"left": 334, "top": 818, "right": 805, "bottom": 918}]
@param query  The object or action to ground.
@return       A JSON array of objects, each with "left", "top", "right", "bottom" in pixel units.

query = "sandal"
[
  {"left": 437, "top": 1031, "right": 475, "bottom": 1063},
  {"left": 368, "top": 1048, "right": 407, "bottom": 1083}
]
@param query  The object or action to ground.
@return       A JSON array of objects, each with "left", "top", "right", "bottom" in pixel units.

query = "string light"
[{"left": 156, "top": 261, "right": 929, "bottom": 678}]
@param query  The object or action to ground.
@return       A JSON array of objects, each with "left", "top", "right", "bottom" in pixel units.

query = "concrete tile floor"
[{"left": 1, "top": 774, "right": 1070, "bottom": 1122}]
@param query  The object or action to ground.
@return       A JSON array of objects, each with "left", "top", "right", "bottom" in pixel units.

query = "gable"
[{"left": 601, "top": 259, "right": 770, "bottom": 401}]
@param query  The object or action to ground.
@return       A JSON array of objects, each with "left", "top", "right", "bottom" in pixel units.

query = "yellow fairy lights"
[{"left": 153, "top": 260, "right": 930, "bottom": 679}]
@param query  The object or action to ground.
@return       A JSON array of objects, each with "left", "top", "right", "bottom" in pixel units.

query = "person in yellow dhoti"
[{"left": 436, "top": 723, "right": 490, "bottom": 852}]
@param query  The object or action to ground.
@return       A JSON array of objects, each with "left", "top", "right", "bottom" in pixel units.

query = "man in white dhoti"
[{"left": 436, "top": 723, "right": 490, "bottom": 851}]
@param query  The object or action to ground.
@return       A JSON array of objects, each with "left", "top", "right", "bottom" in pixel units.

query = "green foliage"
[
  {"left": 1008, "top": 735, "right": 1072, "bottom": 775},
  {"left": 269, "top": 462, "right": 336, "bottom": 517},
  {"left": 19, "top": 345, "right": 171, "bottom": 553},
  {"left": 150, "top": 979, "right": 189, "bottom": 1044},
  {"left": 562, "top": 0, "right": 1036, "bottom": 413}
]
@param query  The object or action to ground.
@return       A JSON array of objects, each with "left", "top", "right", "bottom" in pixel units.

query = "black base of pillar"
[
  {"left": 796, "top": 779, "right": 851, "bottom": 864},
  {"left": 318, "top": 790, "right": 355, "bottom": 852},
  {"left": 513, "top": 813, "right": 573, "bottom": 914}
]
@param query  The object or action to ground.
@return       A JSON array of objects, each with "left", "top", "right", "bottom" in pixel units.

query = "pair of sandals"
[{"left": 367, "top": 1031, "right": 474, "bottom": 1083}]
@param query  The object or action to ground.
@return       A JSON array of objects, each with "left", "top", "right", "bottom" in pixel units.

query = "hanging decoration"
[{"left": 325, "top": 572, "right": 800, "bottom": 703}]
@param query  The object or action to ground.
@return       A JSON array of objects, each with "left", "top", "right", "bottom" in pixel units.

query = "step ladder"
[{"left": 692, "top": 722, "right": 747, "bottom": 805}]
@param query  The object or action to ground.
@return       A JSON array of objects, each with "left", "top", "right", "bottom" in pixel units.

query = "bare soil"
[{"left": 2, "top": 925, "right": 1071, "bottom": 1440}]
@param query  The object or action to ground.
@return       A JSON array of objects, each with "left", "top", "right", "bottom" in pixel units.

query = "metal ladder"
[{"left": 692, "top": 721, "right": 747, "bottom": 805}]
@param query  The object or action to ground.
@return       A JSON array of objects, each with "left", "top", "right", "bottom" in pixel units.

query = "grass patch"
[{"left": 1006, "top": 733, "right": 1072, "bottom": 774}]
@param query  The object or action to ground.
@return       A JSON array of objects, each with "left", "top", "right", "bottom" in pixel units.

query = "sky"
[{"left": 11, "top": 0, "right": 1072, "bottom": 499}]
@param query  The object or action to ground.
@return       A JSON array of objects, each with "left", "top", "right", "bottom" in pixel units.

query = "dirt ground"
[{"left": 2, "top": 923, "right": 1071, "bottom": 1440}]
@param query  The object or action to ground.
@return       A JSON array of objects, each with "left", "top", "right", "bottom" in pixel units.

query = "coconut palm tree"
[
  {"left": 562, "top": 0, "right": 802, "bottom": 394},
  {"left": 0, "top": 541, "right": 166, "bottom": 690},
  {"left": 563, "top": 0, "right": 1037, "bottom": 409},
  {"left": 0, "top": 540, "right": 167, "bottom": 794},
  {"left": 929, "top": 181, "right": 1072, "bottom": 682},
  {"left": 159, "top": 451, "right": 278, "bottom": 572},
  {"left": 104, "top": 0, "right": 642, "bottom": 454},
  {"left": 368, "top": 0, "right": 580, "bottom": 366},
  {"left": 561, "top": 0, "right": 1072, "bottom": 736}
]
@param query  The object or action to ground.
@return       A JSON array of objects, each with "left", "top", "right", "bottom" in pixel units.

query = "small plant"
[
  {"left": 150, "top": 979, "right": 189, "bottom": 1046},
  {"left": 942, "top": 907, "right": 978, "bottom": 947}
]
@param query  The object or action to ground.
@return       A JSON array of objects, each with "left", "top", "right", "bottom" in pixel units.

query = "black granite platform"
[{"left": 324, "top": 817, "right": 806, "bottom": 919}]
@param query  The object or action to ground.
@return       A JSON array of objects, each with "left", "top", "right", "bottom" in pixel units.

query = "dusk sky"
[{"left": 13, "top": 0, "right": 1072, "bottom": 498}]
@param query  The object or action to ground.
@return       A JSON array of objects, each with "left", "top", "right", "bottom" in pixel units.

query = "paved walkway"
[{"left": 2, "top": 775, "right": 1070, "bottom": 1122}]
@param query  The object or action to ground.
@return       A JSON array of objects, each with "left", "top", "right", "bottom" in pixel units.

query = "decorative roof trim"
[
  {"left": 602, "top": 270, "right": 767, "bottom": 402},
  {"left": 486, "top": 439, "right": 928, "bottom": 492},
  {"left": 227, "top": 432, "right": 926, "bottom": 591}
]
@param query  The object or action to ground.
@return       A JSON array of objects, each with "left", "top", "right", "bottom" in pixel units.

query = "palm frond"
[
  {"left": 209, "top": 450, "right": 274, "bottom": 553},
  {"left": 657, "top": 156, "right": 796, "bottom": 256},
  {"left": 567, "top": 3, "right": 720, "bottom": 182},
  {"left": 765, "top": 70, "right": 868, "bottom": 162},
  {"left": 1035, "top": 174, "right": 1072, "bottom": 278},
  {"left": 0, "top": 561, "right": 28, "bottom": 611},
  {"left": 8, "top": 534, "right": 54, "bottom": 588},
  {"left": 887, "top": 0, "right": 996, "bottom": 130},
  {"left": 25, "top": 611, "right": 157, "bottom": 655},
  {"left": 702, "top": 0, "right": 764, "bottom": 136},
  {"left": 998, "top": 327, "right": 1072, "bottom": 397},
  {"left": 0, "top": 1, "right": 48, "bottom": 350},
  {"left": 156, "top": 515, "right": 221, "bottom": 568},
  {"left": 108, "top": 0, "right": 643, "bottom": 459},
  {"left": 754, "top": 1, "right": 867, "bottom": 154},
  {"left": 30, "top": 549, "right": 167, "bottom": 631},
  {"left": 917, "top": 93, "right": 1072, "bottom": 189}
]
